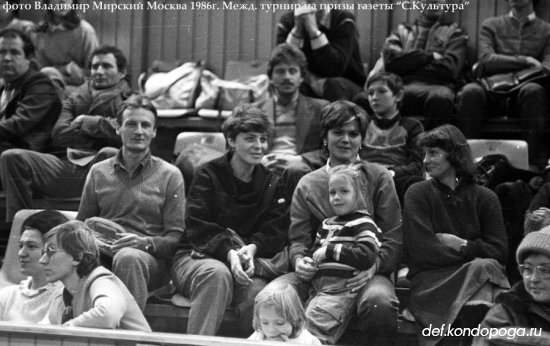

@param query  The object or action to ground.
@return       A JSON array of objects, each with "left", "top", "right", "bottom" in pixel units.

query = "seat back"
[
  {"left": 0, "top": 209, "right": 77, "bottom": 289},
  {"left": 173, "top": 132, "right": 226, "bottom": 156},
  {"left": 467, "top": 139, "right": 529, "bottom": 170}
]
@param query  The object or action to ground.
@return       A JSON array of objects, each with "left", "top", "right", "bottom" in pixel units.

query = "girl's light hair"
[
  {"left": 328, "top": 164, "right": 370, "bottom": 212},
  {"left": 252, "top": 281, "right": 306, "bottom": 339}
]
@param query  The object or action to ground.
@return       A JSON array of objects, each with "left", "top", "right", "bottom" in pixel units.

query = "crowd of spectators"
[{"left": 0, "top": 0, "right": 550, "bottom": 345}]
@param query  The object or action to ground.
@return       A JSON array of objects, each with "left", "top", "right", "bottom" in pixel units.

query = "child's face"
[
  {"left": 329, "top": 175, "right": 356, "bottom": 216},
  {"left": 259, "top": 304, "right": 293, "bottom": 341},
  {"left": 367, "top": 80, "right": 400, "bottom": 118}
]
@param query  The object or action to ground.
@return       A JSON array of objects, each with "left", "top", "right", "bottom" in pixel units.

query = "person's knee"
[
  {"left": 426, "top": 87, "right": 455, "bottom": 105},
  {"left": 459, "top": 83, "right": 485, "bottom": 100},
  {"left": 112, "top": 247, "right": 148, "bottom": 272},
  {"left": 517, "top": 82, "right": 547, "bottom": 103},
  {"left": 357, "top": 278, "right": 399, "bottom": 333},
  {"left": 0, "top": 149, "right": 30, "bottom": 172},
  {"left": 195, "top": 260, "right": 233, "bottom": 289}
]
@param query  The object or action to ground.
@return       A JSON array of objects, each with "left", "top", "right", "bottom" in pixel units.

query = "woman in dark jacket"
[
  {"left": 473, "top": 226, "right": 550, "bottom": 346},
  {"left": 403, "top": 125, "right": 510, "bottom": 346},
  {"left": 171, "top": 104, "right": 290, "bottom": 337}
]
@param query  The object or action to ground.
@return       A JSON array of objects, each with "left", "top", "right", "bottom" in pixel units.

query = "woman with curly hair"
[
  {"left": 403, "top": 124, "right": 510, "bottom": 346},
  {"left": 35, "top": 0, "right": 98, "bottom": 87},
  {"left": 39, "top": 220, "right": 150, "bottom": 331}
]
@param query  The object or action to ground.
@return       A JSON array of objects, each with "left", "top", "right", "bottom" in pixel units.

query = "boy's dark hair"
[
  {"left": 21, "top": 210, "right": 69, "bottom": 236},
  {"left": 366, "top": 72, "right": 404, "bottom": 97}
]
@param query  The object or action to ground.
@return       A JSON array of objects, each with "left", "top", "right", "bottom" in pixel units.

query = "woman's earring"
[{"left": 323, "top": 140, "right": 327, "bottom": 147}]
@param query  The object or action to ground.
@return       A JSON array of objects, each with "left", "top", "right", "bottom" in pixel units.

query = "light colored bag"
[
  {"left": 144, "top": 61, "right": 203, "bottom": 109},
  {"left": 195, "top": 70, "right": 269, "bottom": 110}
]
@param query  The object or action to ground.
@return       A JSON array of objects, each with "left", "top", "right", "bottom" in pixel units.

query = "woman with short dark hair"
[
  {"left": 403, "top": 125, "right": 510, "bottom": 346},
  {"left": 0, "top": 210, "right": 67, "bottom": 323},
  {"left": 40, "top": 220, "right": 150, "bottom": 331},
  {"left": 171, "top": 104, "right": 290, "bottom": 336},
  {"left": 263, "top": 100, "right": 402, "bottom": 344}
]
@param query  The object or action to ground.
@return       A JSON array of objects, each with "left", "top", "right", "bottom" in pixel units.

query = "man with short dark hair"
[
  {"left": 0, "top": 28, "right": 61, "bottom": 154},
  {"left": 77, "top": 95, "right": 185, "bottom": 311},
  {"left": 0, "top": 45, "right": 131, "bottom": 223}
]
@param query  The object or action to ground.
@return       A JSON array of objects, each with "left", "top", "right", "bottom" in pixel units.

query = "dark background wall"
[{"left": 20, "top": 0, "right": 550, "bottom": 86}]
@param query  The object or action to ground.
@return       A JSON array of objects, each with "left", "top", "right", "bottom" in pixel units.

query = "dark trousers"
[{"left": 457, "top": 82, "right": 549, "bottom": 168}]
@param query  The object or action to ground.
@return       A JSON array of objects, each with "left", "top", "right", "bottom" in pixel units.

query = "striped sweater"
[{"left": 315, "top": 211, "right": 382, "bottom": 270}]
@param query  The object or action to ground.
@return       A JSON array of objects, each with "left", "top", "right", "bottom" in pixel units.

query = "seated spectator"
[
  {"left": 525, "top": 183, "right": 550, "bottom": 234},
  {"left": 0, "top": 210, "right": 68, "bottom": 323},
  {"left": 457, "top": 0, "right": 550, "bottom": 168},
  {"left": 359, "top": 0, "right": 467, "bottom": 130},
  {"left": 0, "top": 28, "right": 62, "bottom": 155},
  {"left": 473, "top": 226, "right": 550, "bottom": 345},
  {"left": 403, "top": 125, "right": 510, "bottom": 346},
  {"left": 35, "top": 0, "right": 98, "bottom": 87},
  {"left": 305, "top": 164, "right": 383, "bottom": 344},
  {"left": 358, "top": 72, "right": 424, "bottom": 206},
  {"left": 0, "top": 45, "right": 131, "bottom": 223},
  {"left": 171, "top": 105, "right": 290, "bottom": 336},
  {"left": 0, "top": 1, "right": 34, "bottom": 34},
  {"left": 249, "top": 281, "right": 321, "bottom": 344},
  {"left": 254, "top": 43, "right": 328, "bottom": 175},
  {"left": 265, "top": 101, "right": 402, "bottom": 344},
  {"left": 41, "top": 220, "right": 151, "bottom": 331},
  {"left": 77, "top": 95, "right": 185, "bottom": 311},
  {"left": 175, "top": 43, "right": 328, "bottom": 195},
  {"left": 277, "top": 2, "right": 365, "bottom": 101}
]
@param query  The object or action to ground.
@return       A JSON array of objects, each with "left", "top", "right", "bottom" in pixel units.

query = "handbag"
[{"left": 480, "top": 66, "right": 550, "bottom": 95}]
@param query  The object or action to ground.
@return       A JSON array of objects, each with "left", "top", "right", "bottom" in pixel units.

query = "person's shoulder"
[
  {"left": 300, "top": 94, "right": 330, "bottom": 108},
  {"left": 482, "top": 14, "right": 507, "bottom": 28},
  {"left": 89, "top": 156, "right": 116, "bottom": 174},
  {"left": 407, "top": 179, "right": 431, "bottom": 195},
  {"left": 77, "top": 19, "right": 98, "bottom": 36},
  {"left": 154, "top": 156, "right": 182, "bottom": 175}
]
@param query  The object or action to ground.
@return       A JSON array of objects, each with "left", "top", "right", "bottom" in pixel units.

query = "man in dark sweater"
[
  {"left": 277, "top": 5, "right": 365, "bottom": 101},
  {"left": 0, "top": 28, "right": 61, "bottom": 154},
  {"left": 457, "top": 0, "right": 550, "bottom": 168}
]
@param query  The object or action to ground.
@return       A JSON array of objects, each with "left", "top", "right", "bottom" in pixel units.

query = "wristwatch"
[
  {"left": 144, "top": 240, "right": 154, "bottom": 254},
  {"left": 459, "top": 240, "right": 468, "bottom": 255}
]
